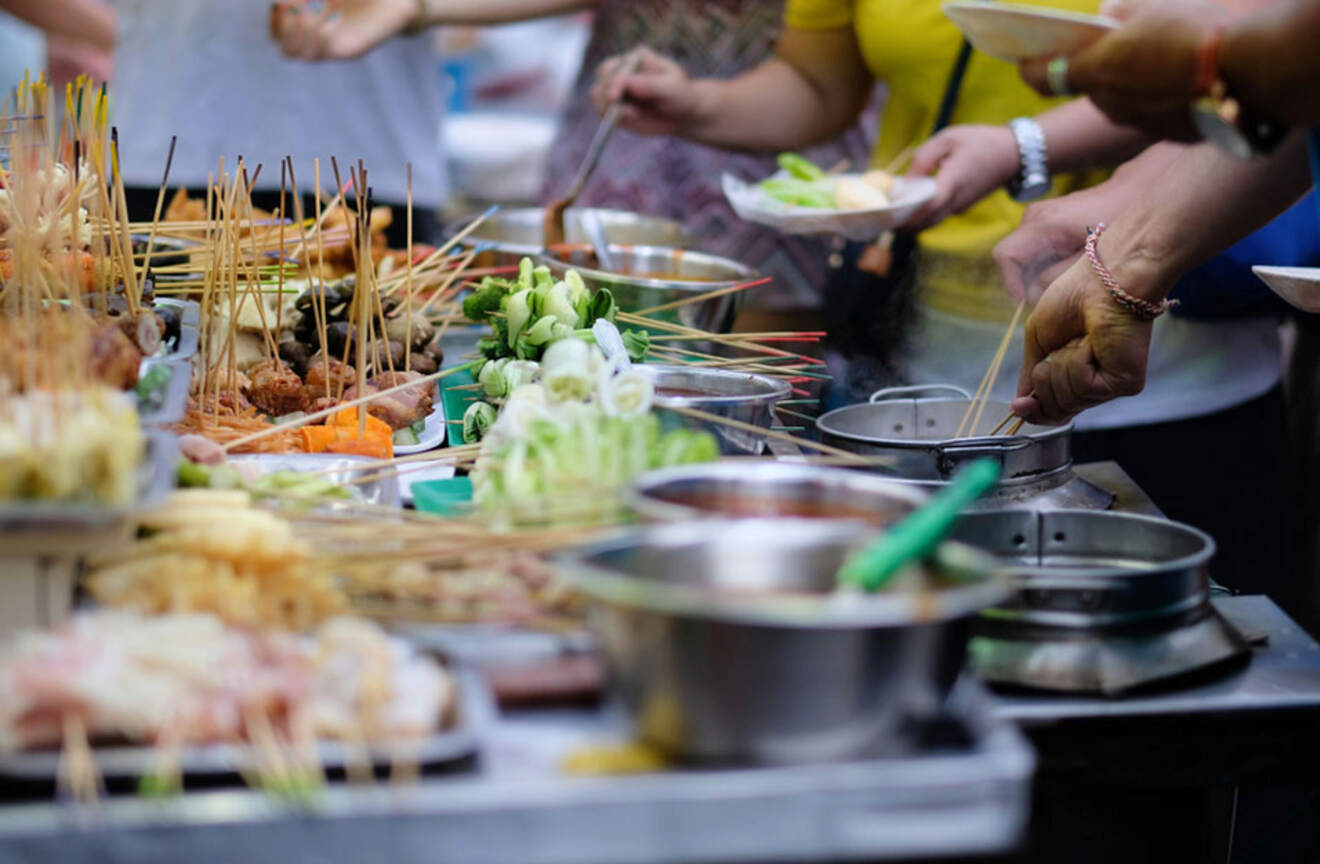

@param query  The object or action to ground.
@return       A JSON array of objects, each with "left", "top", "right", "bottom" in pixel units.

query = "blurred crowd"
[{"left": 3, "top": 0, "right": 1319, "bottom": 629}]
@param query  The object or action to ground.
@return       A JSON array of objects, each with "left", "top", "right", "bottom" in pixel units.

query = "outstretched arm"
[
  {"left": 589, "top": 28, "right": 873, "bottom": 153},
  {"left": 273, "top": 0, "right": 595, "bottom": 61},
  {"left": 2, "top": 0, "right": 114, "bottom": 51},
  {"left": 1007, "top": 133, "right": 1309, "bottom": 423}
]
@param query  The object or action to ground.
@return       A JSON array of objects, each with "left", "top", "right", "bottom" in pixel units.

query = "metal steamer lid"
[
  {"left": 956, "top": 510, "right": 1250, "bottom": 695},
  {"left": 815, "top": 385, "right": 1077, "bottom": 485}
]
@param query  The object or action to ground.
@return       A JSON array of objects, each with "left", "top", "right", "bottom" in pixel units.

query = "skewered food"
[
  {"left": 87, "top": 489, "right": 348, "bottom": 629},
  {"left": 342, "top": 370, "right": 434, "bottom": 431},
  {"left": 0, "top": 388, "right": 143, "bottom": 505},
  {"left": 0, "top": 611, "right": 454, "bottom": 752},
  {"left": 246, "top": 359, "right": 311, "bottom": 417}
]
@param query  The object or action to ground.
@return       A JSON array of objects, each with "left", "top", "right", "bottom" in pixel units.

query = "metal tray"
[
  {"left": 227, "top": 453, "right": 401, "bottom": 509},
  {"left": 0, "top": 663, "right": 490, "bottom": 786},
  {"left": 149, "top": 297, "right": 201, "bottom": 362},
  {"left": 136, "top": 358, "right": 191, "bottom": 427},
  {"left": 0, "top": 429, "right": 177, "bottom": 536},
  {"left": 0, "top": 679, "right": 1032, "bottom": 864}
]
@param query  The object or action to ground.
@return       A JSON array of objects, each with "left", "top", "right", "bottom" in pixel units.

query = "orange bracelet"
[{"left": 1194, "top": 23, "right": 1226, "bottom": 96}]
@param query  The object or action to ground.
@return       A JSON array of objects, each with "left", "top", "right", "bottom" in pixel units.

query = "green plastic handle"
[{"left": 837, "top": 458, "right": 1002, "bottom": 592}]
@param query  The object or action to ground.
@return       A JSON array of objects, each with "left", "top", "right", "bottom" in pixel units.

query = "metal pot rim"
[
  {"left": 626, "top": 461, "right": 929, "bottom": 523},
  {"left": 554, "top": 519, "right": 1010, "bottom": 629},
  {"left": 644, "top": 363, "right": 792, "bottom": 408},
  {"left": 537, "top": 243, "right": 757, "bottom": 293},
  {"left": 816, "top": 398, "right": 1073, "bottom": 449},
  {"left": 991, "top": 509, "right": 1217, "bottom": 580}
]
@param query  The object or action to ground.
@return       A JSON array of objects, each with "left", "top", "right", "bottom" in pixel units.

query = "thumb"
[
  {"left": 619, "top": 72, "right": 680, "bottom": 104},
  {"left": 907, "top": 135, "right": 951, "bottom": 178},
  {"left": 1099, "top": 0, "right": 1135, "bottom": 19}
]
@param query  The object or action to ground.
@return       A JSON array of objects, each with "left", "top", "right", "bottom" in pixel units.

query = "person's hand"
[
  {"left": 903, "top": 125, "right": 1020, "bottom": 231},
  {"left": 271, "top": 0, "right": 417, "bottom": 62},
  {"left": 1019, "top": 0, "right": 1227, "bottom": 141},
  {"left": 993, "top": 197, "right": 1094, "bottom": 304},
  {"left": 1012, "top": 253, "right": 1154, "bottom": 424},
  {"left": 590, "top": 47, "right": 703, "bottom": 137}
]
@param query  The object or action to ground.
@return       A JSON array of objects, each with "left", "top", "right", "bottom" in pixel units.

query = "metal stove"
[{"left": 953, "top": 509, "right": 1250, "bottom": 695}]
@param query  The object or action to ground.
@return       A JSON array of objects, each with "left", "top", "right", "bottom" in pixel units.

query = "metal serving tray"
[
  {"left": 0, "top": 429, "right": 176, "bottom": 536},
  {"left": 136, "top": 358, "right": 191, "bottom": 427},
  {"left": 227, "top": 453, "right": 401, "bottom": 509},
  {"left": 0, "top": 663, "right": 491, "bottom": 791},
  {"left": 0, "top": 680, "right": 1032, "bottom": 864}
]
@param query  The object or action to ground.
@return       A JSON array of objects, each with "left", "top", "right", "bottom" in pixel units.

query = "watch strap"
[{"left": 1007, "top": 117, "right": 1050, "bottom": 201}]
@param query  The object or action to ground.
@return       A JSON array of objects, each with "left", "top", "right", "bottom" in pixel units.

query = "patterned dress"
[{"left": 540, "top": 0, "right": 875, "bottom": 309}]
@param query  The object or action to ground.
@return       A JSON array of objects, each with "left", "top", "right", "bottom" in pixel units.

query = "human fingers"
[{"left": 906, "top": 133, "right": 952, "bottom": 178}]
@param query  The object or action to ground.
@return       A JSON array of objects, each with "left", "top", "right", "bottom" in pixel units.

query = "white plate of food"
[
  {"left": 394, "top": 386, "right": 447, "bottom": 454},
  {"left": 723, "top": 156, "right": 936, "bottom": 241},
  {"left": 1253, "top": 265, "right": 1320, "bottom": 313},
  {"left": 942, "top": 1, "right": 1118, "bottom": 63}
]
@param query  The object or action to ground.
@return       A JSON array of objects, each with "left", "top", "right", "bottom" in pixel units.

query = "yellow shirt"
[{"left": 785, "top": 0, "right": 1107, "bottom": 322}]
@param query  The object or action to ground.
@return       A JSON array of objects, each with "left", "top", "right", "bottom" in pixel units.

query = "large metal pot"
[
  {"left": 448, "top": 207, "right": 685, "bottom": 257},
  {"left": 950, "top": 510, "right": 1247, "bottom": 694},
  {"left": 816, "top": 385, "right": 1113, "bottom": 510},
  {"left": 628, "top": 461, "right": 928, "bottom": 526},
  {"left": 539, "top": 244, "right": 754, "bottom": 335},
  {"left": 646, "top": 364, "right": 790, "bottom": 455},
  {"left": 555, "top": 520, "right": 1008, "bottom": 764}
]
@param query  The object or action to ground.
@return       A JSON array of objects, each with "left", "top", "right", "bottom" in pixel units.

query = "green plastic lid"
[{"left": 412, "top": 476, "right": 474, "bottom": 516}]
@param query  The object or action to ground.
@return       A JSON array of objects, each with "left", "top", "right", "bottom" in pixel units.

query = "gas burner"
[{"left": 953, "top": 510, "right": 1250, "bottom": 695}]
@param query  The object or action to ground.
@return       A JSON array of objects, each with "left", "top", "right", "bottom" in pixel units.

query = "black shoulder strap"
[{"left": 931, "top": 39, "right": 973, "bottom": 135}]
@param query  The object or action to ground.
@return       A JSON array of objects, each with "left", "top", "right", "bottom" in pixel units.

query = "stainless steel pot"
[
  {"left": 539, "top": 244, "right": 755, "bottom": 335},
  {"left": 449, "top": 207, "right": 685, "bottom": 257},
  {"left": 816, "top": 385, "right": 1113, "bottom": 510},
  {"left": 555, "top": 520, "right": 1008, "bottom": 764},
  {"left": 628, "top": 461, "right": 928, "bottom": 526},
  {"left": 646, "top": 364, "right": 790, "bottom": 455},
  {"left": 950, "top": 510, "right": 1247, "bottom": 694}
]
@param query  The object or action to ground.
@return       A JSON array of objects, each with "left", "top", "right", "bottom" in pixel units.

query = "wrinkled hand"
[
  {"left": 1020, "top": 0, "right": 1226, "bottom": 141},
  {"left": 1012, "top": 254, "right": 1153, "bottom": 424},
  {"left": 903, "top": 125, "right": 1020, "bottom": 231},
  {"left": 590, "top": 47, "right": 701, "bottom": 136},
  {"left": 271, "top": 0, "right": 416, "bottom": 62},
  {"left": 992, "top": 196, "right": 1097, "bottom": 304}
]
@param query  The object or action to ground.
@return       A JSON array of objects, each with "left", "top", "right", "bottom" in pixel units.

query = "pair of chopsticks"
[{"left": 955, "top": 300, "right": 1025, "bottom": 438}]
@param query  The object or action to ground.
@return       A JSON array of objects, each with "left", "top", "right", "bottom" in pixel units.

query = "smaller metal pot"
[
  {"left": 646, "top": 364, "right": 790, "bottom": 455},
  {"left": 816, "top": 386, "right": 1113, "bottom": 510},
  {"left": 539, "top": 244, "right": 756, "bottom": 335},
  {"left": 449, "top": 207, "right": 685, "bottom": 257},
  {"left": 628, "top": 461, "right": 927, "bottom": 525},
  {"left": 556, "top": 520, "right": 1008, "bottom": 764},
  {"left": 951, "top": 509, "right": 1246, "bottom": 694}
]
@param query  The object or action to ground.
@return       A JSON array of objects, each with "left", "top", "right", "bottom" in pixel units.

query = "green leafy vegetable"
[
  {"left": 621, "top": 328, "right": 651, "bottom": 362},
  {"left": 778, "top": 152, "right": 827, "bottom": 181},
  {"left": 462, "top": 401, "right": 498, "bottom": 443}
]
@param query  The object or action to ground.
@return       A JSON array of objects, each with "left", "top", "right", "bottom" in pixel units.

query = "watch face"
[
  {"left": 1013, "top": 176, "right": 1051, "bottom": 202},
  {"left": 1193, "top": 105, "right": 1254, "bottom": 160}
]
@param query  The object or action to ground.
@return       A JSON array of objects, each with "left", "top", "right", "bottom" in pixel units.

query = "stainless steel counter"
[{"left": 0, "top": 684, "right": 1034, "bottom": 864}]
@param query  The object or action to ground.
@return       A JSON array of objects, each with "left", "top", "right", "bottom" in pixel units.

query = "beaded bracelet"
[{"left": 1084, "top": 223, "right": 1178, "bottom": 320}]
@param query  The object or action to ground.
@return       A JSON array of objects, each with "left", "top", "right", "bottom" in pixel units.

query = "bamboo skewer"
[
  {"left": 661, "top": 403, "right": 883, "bottom": 464},
  {"left": 631, "top": 276, "right": 772, "bottom": 317},
  {"left": 955, "top": 300, "right": 1024, "bottom": 438}
]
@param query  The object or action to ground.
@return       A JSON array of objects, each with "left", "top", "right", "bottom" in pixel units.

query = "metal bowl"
[
  {"left": 555, "top": 519, "right": 1008, "bottom": 764},
  {"left": 646, "top": 364, "right": 790, "bottom": 455},
  {"left": 449, "top": 207, "right": 685, "bottom": 257},
  {"left": 628, "top": 461, "right": 928, "bottom": 525},
  {"left": 816, "top": 385, "right": 1113, "bottom": 510},
  {"left": 539, "top": 244, "right": 755, "bottom": 335},
  {"left": 950, "top": 510, "right": 1244, "bottom": 694}
]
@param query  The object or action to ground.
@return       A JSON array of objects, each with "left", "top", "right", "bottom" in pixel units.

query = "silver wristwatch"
[{"left": 1006, "top": 117, "right": 1051, "bottom": 202}]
